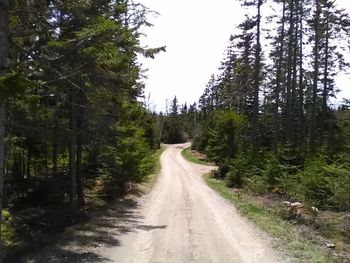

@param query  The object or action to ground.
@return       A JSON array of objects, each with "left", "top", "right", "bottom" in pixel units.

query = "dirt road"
[{"left": 104, "top": 143, "right": 284, "bottom": 263}]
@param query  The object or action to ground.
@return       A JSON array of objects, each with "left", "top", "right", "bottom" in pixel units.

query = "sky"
[{"left": 137, "top": 0, "right": 350, "bottom": 112}]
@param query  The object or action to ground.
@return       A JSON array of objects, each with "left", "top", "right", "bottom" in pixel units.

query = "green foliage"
[
  {"left": 77, "top": 17, "right": 122, "bottom": 39},
  {"left": 327, "top": 158, "right": 350, "bottom": 211},
  {"left": 162, "top": 96, "right": 187, "bottom": 144},
  {"left": 225, "top": 169, "right": 243, "bottom": 188},
  {"left": 282, "top": 154, "right": 350, "bottom": 211},
  {"left": 94, "top": 101, "right": 158, "bottom": 197},
  {"left": 293, "top": 157, "right": 333, "bottom": 209},
  {"left": 0, "top": 71, "right": 37, "bottom": 102},
  {"left": 225, "top": 157, "right": 248, "bottom": 188},
  {"left": 192, "top": 126, "right": 208, "bottom": 152},
  {"left": 205, "top": 111, "right": 247, "bottom": 163},
  {"left": 261, "top": 153, "right": 282, "bottom": 186},
  {"left": 213, "top": 163, "right": 230, "bottom": 179},
  {"left": 2, "top": 0, "right": 163, "bottom": 208},
  {"left": 216, "top": 148, "right": 350, "bottom": 212}
]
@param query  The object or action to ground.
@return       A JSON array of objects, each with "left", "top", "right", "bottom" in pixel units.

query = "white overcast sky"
[{"left": 137, "top": 0, "right": 350, "bottom": 111}]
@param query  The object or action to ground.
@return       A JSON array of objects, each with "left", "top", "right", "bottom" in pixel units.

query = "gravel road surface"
[{"left": 104, "top": 143, "right": 285, "bottom": 263}]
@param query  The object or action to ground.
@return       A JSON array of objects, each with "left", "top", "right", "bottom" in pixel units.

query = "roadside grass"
[
  {"left": 204, "top": 174, "right": 333, "bottom": 263},
  {"left": 181, "top": 147, "right": 209, "bottom": 165},
  {"left": 181, "top": 146, "right": 333, "bottom": 262},
  {"left": 137, "top": 146, "right": 165, "bottom": 194}
]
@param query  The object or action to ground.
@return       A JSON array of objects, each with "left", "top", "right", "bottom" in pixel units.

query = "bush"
[
  {"left": 262, "top": 154, "right": 282, "bottom": 187},
  {"left": 213, "top": 163, "right": 230, "bottom": 179},
  {"left": 324, "top": 156, "right": 350, "bottom": 211},
  {"left": 245, "top": 175, "right": 269, "bottom": 194},
  {"left": 225, "top": 170, "right": 243, "bottom": 188},
  {"left": 192, "top": 127, "right": 208, "bottom": 152},
  {"left": 225, "top": 155, "right": 250, "bottom": 188},
  {"left": 284, "top": 155, "right": 350, "bottom": 211}
]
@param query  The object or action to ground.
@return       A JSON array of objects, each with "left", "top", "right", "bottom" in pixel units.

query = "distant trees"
[{"left": 161, "top": 96, "right": 197, "bottom": 144}]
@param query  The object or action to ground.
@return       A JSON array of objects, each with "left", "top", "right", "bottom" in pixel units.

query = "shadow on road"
[
  {"left": 19, "top": 198, "right": 167, "bottom": 263},
  {"left": 136, "top": 224, "right": 167, "bottom": 231}
]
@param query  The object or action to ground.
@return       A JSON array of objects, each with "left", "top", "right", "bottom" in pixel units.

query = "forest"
[
  {"left": 0, "top": 0, "right": 167, "bottom": 258},
  {"left": 1, "top": 0, "right": 350, "bottom": 261},
  {"left": 162, "top": 0, "right": 350, "bottom": 212}
]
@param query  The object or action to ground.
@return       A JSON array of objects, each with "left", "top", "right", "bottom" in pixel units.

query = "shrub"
[
  {"left": 262, "top": 154, "right": 282, "bottom": 187},
  {"left": 225, "top": 155, "right": 250, "bottom": 188},
  {"left": 213, "top": 163, "right": 230, "bottom": 179},
  {"left": 324, "top": 156, "right": 350, "bottom": 211},
  {"left": 225, "top": 170, "right": 243, "bottom": 188},
  {"left": 282, "top": 157, "right": 329, "bottom": 208},
  {"left": 245, "top": 175, "right": 269, "bottom": 194}
]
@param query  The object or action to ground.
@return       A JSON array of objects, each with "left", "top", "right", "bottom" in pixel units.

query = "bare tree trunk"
[
  {"left": 273, "top": 0, "right": 287, "bottom": 151},
  {"left": 0, "top": 0, "right": 8, "bottom": 251},
  {"left": 321, "top": 8, "right": 330, "bottom": 147},
  {"left": 75, "top": 86, "right": 85, "bottom": 206},
  {"left": 252, "top": 0, "right": 263, "bottom": 145},
  {"left": 310, "top": 0, "right": 321, "bottom": 153},
  {"left": 297, "top": 0, "right": 304, "bottom": 150},
  {"left": 286, "top": 0, "right": 295, "bottom": 143},
  {"left": 69, "top": 87, "right": 77, "bottom": 205},
  {"left": 76, "top": 133, "right": 84, "bottom": 206},
  {"left": 27, "top": 149, "right": 31, "bottom": 180},
  {"left": 52, "top": 116, "right": 58, "bottom": 177},
  {"left": 291, "top": 3, "right": 299, "bottom": 146}
]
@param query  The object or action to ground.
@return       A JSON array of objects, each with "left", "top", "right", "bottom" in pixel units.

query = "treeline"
[
  {"left": 186, "top": 0, "right": 350, "bottom": 212},
  {"left": 158, "top": 96, "right": 197, "bottom": 144},
  {"left": 0, "top": 0, "right": 164, "bottom": 245}
]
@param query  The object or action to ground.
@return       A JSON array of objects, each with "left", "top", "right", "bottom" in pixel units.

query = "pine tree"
[{"left": 309, "top": 0, "right": 321, "bottom": 152}]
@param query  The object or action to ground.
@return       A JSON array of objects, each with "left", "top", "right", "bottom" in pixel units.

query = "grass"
[
  {"left": 181, "top": 147, "right": 209, "bottom": 165},
  {"left": 181, "top": 147, "right": 333, "bottom": 262},
  {"left": 204, "top": 174, "right": 333, "bottom": 263}
]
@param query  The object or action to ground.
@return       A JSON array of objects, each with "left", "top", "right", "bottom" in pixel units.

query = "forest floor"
[
  {"left": 20, "top": 143, "right": 286, "bottom": 262},
  {"left": 4, "top": 149, "right": 164, "bottom": 262}
]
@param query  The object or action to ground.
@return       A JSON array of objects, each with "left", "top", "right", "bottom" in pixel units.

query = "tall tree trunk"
[
  {"left": 27, "top": 148, "right": 31, "bottom": 181},
  {"left": 285, "top": 0, "right": 295, "bottom": 143},
  {"left": 75, "top": 87, "right": 85, "bottom": 206},
  {"left": 297, "top": 0, "right": 304, "bottom": 149},
  {"left": 273, "top": 0, "right": 287, "bottom": 151},
  {"left": 291, "top": 3, "right": 299, "bottom": 146},
  {"left": 69, "top": 86, "right": 77, "bottom": 205},
  {"left": 252, "top": 0, "right": 263, "bottom": 145},
  {"left": 0, "top": 0, "right": 8, "bottom": 248},
  {"left": 309, "top": 0, "right": 321, "bottom": 152},
  {"left": 52, "top": 116, "right": 58, "bottom": 177},
  {"left": 76, "top": 132, "right": 84, "bottom": 206},
  {"left": 321, "top": 8, "right": 330, "bottom": 147}
]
